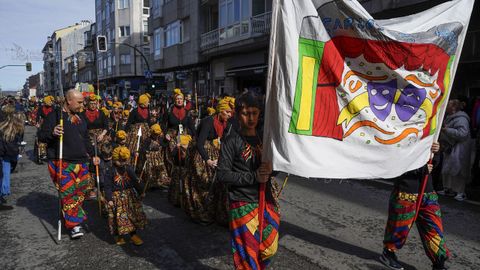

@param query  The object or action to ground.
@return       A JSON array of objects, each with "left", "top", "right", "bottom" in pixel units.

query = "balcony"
[{"left": 200, "top": 11, "right": 272, "bottom": 51}]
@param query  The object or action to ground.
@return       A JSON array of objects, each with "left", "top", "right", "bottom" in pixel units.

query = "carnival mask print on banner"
[
  {"left": 395, "top": 84, "right": 427, "bottom": 121},
  {"left": 367, "top": 79, "right": 397, "bottom": 121}
]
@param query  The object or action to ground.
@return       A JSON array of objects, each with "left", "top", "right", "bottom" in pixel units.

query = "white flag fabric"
[{"left": 264, "top": 0, "right": 474, "bottom": 179}]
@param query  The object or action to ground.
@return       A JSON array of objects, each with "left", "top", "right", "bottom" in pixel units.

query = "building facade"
[
  {"left": 76, "top": 23, "right": 98, "bottom": 90},
  {"left": 42, "top": 21, "right": 92, "bottom": 96},
  {"left": 147, "top": 0, "right": 478, "bottom": 99},
  {"left": 95, "top": 0, "right": 151, "bottom": 99},
  {"left": 149, "top": 0, "right": 203, "bottom": 95},
  {"left": 41, "top": 39, "right": 55, "bottom": 95},
  {"left": 149, "top": 0, "right": 272, "bottom": 97}
]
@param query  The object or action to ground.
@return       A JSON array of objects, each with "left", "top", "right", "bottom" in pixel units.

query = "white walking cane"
[{"left": 57, "top": 114, "right": 64, "bottom": 242}]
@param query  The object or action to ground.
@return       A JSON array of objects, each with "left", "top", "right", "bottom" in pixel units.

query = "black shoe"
[
  {"left": 432, "top": 260, "right": 447, "bottom": 270},
  {"left": 0, "top": 197, "right": 6, "bottom": 204},
  {"left": 0, "top": 204, "right": 14, "bottom": 211},
  {"left": 379, "top": 249, "right": 404, "bottom": 270}
]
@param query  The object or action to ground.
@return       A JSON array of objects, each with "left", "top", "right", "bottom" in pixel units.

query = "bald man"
[{"left": 38, "top": 89, "right": 99, "bottom": 239}]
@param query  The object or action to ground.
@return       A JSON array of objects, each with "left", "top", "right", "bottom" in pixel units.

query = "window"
[
  {"left": 154, "top": 28, "right": 162, "bottom": 58},
  {"left": 106, "top": 2, "right": 110, "bottom": 23},
  {"left": 143, "top": 7, "right": 150, "bottom": 15},
  {"left": 120, "top": 54, "right": 131, "bottom": 65},
  {"left": 107, "top": 54, "right": 112, "bottom": 75},
  {"left": 144, "top": 0, "right": 150, "bottom": 7},
  {"left": 118, "top": 0, "right": 129, "bottom": 9},
  {"left": 110, "top": 29, "right": 115, "bottom": 42},
  {"left": 152, "top": 0, "right": 163, "bottom": 18},
  {"left": 164, "top": 21, "right": 182, "bottom": 47},
  {"left": 119, "top": 26, "right": 130, "bottom": 37},
  {"left": 143, "top": 20, "right": 149, "bottom": 35},
  {"left": 219, "top": 0, "right": 250, "bottom": 27},
  {"left": 98, "top": 57, "right": 103, "bottom": 75},
  {"left": 96, "top": 11, "right": 102, "bottom": 32}
]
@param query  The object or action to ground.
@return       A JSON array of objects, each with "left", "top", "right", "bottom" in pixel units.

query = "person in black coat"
[
  {"left": 165, "top": 88, "right": 195, "bottom": 137},
  {"left": 38, "top": 89, "right": 99, "bottom": 239},
  {"left": 217, "top": 93, "right": 278, "bottom": 269}
]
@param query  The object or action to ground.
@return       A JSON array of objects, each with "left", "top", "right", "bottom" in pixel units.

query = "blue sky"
[{"left": 0, "top": 0, "right": 94, "bottom": 92}]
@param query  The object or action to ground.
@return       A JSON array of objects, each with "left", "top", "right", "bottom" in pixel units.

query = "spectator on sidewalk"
[
  {"left": 440, "top": 99, "right": 472, "bottom": 201},
  {"left": 0, "top": 105, "right": 25, "bottom": 210}
]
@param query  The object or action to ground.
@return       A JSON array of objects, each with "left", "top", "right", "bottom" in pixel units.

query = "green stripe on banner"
[
  {"left": 289, "top": 38, "right": 325, "bottom": 135},
  {"left": 431, "top": 55, "right": 455, "bottom": 136}
]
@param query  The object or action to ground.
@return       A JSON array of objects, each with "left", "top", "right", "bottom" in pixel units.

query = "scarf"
[
  {"left": 172, "top": 106, "right": 186, "bottom": 121},
  {"left": 138, "top": 107, "right": 148, "bottom": 120},
  {"left": 85, "top": 109, "right": 99, "bottom": 123},
  {"left": 213, "top": 115, "right": 227, "bottom": 138},
  {"left": 42, "top": 106, "right": 53, "bottom": 116}
]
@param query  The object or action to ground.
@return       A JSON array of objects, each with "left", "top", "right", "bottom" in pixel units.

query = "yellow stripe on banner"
[{"left": 296, "top": 56, "right": 316, "bottom": 131}]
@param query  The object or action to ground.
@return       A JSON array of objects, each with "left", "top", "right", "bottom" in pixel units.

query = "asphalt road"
[{"left": 1, "top": 126, "right": 479, "bottom": 270}]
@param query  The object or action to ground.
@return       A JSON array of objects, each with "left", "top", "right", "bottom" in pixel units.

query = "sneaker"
[
  {"left": 454, "top": 193, "right": 466, "bottom": 201},
  {"left": 0, "top": 197, "right": 6, "bottom": 204},
  {"left": 70, "top": 226, "right": 84, "bottom": 239},
  {"left": 432, "top": 262, "right": 448, "bottom": 270},
  {"left": 130, "top": 234, "right": 144, "bottom": 246},
  {"left": 115, "top": 236, "right": 126, "bottom": 245},
  {"left": 436, "top": 190, "right": 446, "bottom": 195},
  {"left": 20, "top": 141, "right": 27, "bottom": 146},
  {"left": 379, "top": 249, "right": 404, "bottom": 270}
]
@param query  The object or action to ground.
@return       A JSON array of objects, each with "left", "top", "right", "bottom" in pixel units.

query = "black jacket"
[
  {"left": 125, "top": 108, "right": 150, "bottom": 131},
  {"left": 0, "top": 133, "right": 22, "bottom": 162},
  {"left": 217, "top": 130, "right": 273, "bottom": 203},
  {"left": 196, "top": 116, "right": 231, "bottom": 161},
  {"left": 391, "top": 164, "right": 433, "bottom": 194},
  {"left": 38, "top": 109, "right": 94, "bottom": 163},
  {"left": 166, "top": 108, "right": 195, "bottom": 136},
  {"left": 104, "top": 165, "right": 143, "bottom": 201},
  {"left": 82, "top": 109, "right": 109, "bottom": 130}
]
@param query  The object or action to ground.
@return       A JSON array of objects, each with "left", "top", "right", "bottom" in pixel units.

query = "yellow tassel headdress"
[
  {"left": 44, "top": 96, "right": 54, "bottom": 104},
  {"left": 112, "top": 146, "right": 131, "bottom": 161},
  {"left": 151, "top": 124, "right": 163, "bottom": 135},
  {"left": 216, "top": 96, "right": 235, "bottom": 113},
  {"left": 139, "top": 94, "right": 150, "bottom": 105},
  {"left": 180, "top": 134, "right": 192, "bottom": 147},
  {"left": 116, "top": 130, "right": 127, "bottom": 140},
  {"left": 173, "top": 88, "right": 184, "bottom": 99},
  {"left": 207, "top": 107, "right": 216, "bottom": 116}
]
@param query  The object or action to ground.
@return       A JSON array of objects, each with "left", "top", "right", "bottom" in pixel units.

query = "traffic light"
[
  {"left": 26, "top": 62, "right": 32, "bottom": 71},
  {"left": 97, "top": 35, "right": 107, "bottom": 52}
]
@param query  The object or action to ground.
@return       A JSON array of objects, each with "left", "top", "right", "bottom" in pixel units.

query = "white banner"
[{"left": 264, "top": 0, "right": 474, "bottom": 178}]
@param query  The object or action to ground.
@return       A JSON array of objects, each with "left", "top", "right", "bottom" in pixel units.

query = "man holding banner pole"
[
  {"left": 380, "top": 142, "right": 449, "bottom": 270},
  {"left": 39, "top": 89, "right": 99, "bottom": 239},
  {"left": 264, "top": 0, "right": 474, "bottom": 269}
]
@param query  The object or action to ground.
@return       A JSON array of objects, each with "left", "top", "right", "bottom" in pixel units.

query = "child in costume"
[
  {"left": 217, "top": 93, "right": 279, "bottom": 270},
  {"left": 104, "top": 146, "right": 146, "bottom": 246}
]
